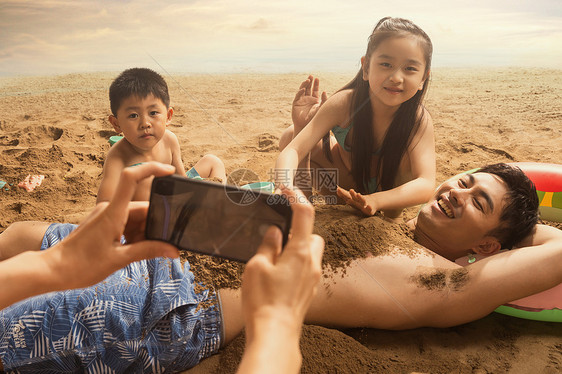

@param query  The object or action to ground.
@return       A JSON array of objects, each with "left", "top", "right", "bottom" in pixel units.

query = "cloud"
[
  {"left": 60, "top": 28, "right": 117, "bottom": 42},
  {"left": 0, "top": 0, "right": 561, "bottom": 76},
  {"left": 248, "top": 18, "right": 269, "bottom": 31}
]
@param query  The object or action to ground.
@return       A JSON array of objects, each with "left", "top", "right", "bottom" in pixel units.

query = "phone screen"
[{"left": 145, "top": 175, "right": 292, "bottom": 262}]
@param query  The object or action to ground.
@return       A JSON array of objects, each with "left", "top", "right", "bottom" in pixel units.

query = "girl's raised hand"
[
  {"left": 337, "top": 186, "right": 378, "bottom": 216},
  {"left": 292, "top": 75, "right": 328, "bottom": 131}
]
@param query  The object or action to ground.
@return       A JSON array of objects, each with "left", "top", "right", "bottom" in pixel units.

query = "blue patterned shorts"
[
  {"left": 0, "top": 223, "right": 223, "bottom": 373},
  {"left": 40, "top": 222, "right": 79, "bottom": 250}
]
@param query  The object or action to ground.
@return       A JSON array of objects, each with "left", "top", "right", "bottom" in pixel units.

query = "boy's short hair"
[
  {"left": 480, "top": 163, "right": 539, "bottom": 249},
  {"left": 109, "top": 68, "right": 170, "bottom": 116}
]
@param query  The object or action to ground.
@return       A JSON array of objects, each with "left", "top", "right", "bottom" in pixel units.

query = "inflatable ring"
[{"left": 450, "top": 162, "right": 562, "bottom": 322}]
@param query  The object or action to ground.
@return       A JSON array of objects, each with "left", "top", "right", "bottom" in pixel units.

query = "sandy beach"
[{"left": 0, "top": 68, "right": 561, "bottom": 373}]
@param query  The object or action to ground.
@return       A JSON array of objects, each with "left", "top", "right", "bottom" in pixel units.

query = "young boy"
[{"left": 97, "top": 68, "right": 226, "bottom": 203}]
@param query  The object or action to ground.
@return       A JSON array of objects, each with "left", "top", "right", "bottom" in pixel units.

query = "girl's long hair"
[{"left": 323, "top": 17, "right": 432, "bottom": 193}]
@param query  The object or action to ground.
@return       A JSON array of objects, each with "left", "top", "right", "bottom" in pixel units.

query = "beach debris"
[
  {"left": 257, "top": 133, "right": 278, "bottom": 152},
  {"left": 109, "top": 135, "right": 123, "bottom": 146},
  {"left": 18, "top": 175, "right": 45, "bottom": 192},
  {"left": 0, "top": 180, "right": 10, "bottom": 191}
]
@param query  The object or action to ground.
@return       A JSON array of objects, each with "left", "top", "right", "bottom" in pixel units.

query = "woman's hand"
[
  {"left": 46, "top": 162, "right": 180, "bottom": 291},
  {"left": 242, "top": 187, "right": 324, "bottom": 332},
  {"left": 237, "top": 187, "right": 324, "bottom": 374},
  {"left": 0, "top": 162, "right": 181, "bottom": 310}
]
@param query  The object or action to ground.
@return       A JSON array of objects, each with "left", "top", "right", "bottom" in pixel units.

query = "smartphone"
[{"left": 145, "top": 175, "right": 292, "bottom": 262}]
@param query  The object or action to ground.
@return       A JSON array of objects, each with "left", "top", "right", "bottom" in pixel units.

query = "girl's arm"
[
  {"left": 275, "top": 90, "right": 350, "bottom": 188},
  {"left": 338, "top": 110, "right": 436, "bottom": 216}
]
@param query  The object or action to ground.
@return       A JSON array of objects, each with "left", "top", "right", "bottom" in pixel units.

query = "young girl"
[{"left": 276, "top": 17, "right": 436, "bottom": 218}]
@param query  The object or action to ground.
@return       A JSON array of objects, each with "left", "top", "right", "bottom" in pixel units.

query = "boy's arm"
[
  {"left": 166, "top": 130, "right": 186, "bottom": 175},
  {"left": 96, "top": 151, "right": 127, "bottom": 204}
]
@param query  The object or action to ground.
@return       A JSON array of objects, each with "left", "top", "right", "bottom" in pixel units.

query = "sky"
[{"left": 0, "top": 0, "right": 561, "bottom": 76}]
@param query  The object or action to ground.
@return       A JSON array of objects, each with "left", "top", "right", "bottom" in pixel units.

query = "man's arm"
[
  {"left": 0, "top": 221, "right": 51, "bottom": 260},
  {"left": 513, "top": 223, "right": 561, "bottom": 248},
  {"left": 434, "top": 224, "right": 562, "bottom": 325}
]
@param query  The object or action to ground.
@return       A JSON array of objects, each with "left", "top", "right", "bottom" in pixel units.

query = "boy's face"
[{"left": 109, "top": 94, "right": 173, "bottom": 152}]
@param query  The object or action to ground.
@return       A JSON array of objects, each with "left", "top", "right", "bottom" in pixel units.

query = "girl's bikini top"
[{"left": 331, "top": 123, "right": 381, "bottom": 155}]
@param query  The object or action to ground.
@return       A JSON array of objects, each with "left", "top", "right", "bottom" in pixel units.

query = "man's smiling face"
[{"left": 415, "top": 172, "right": 509, "bottom": 260}]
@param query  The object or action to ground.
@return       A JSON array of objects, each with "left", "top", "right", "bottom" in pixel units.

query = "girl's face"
[{"left": 361, "top": 36, "right": 428, "bottom": 109}]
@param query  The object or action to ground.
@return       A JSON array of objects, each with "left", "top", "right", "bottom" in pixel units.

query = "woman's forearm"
[{"left": 237, "top": 316, "right": 302, "bottom": 374}]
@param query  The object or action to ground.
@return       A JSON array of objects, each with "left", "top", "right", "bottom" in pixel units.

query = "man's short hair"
[
  {"left": 479, "top": 163, "right": 539, "bottom": 249},
  {"left": 109, "top": 68, "right": 170, "bottom": 116}
]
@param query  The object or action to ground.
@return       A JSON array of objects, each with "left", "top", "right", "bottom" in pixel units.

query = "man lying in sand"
[
  {"left": 303, "top": 162, "right": 561, "bottom": 330},
  {"left": 0, "top": 163, "right": 561, "bottom": 372},
  {"left": 97, "top": 67, "right": 226, "bottom": 203}
]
